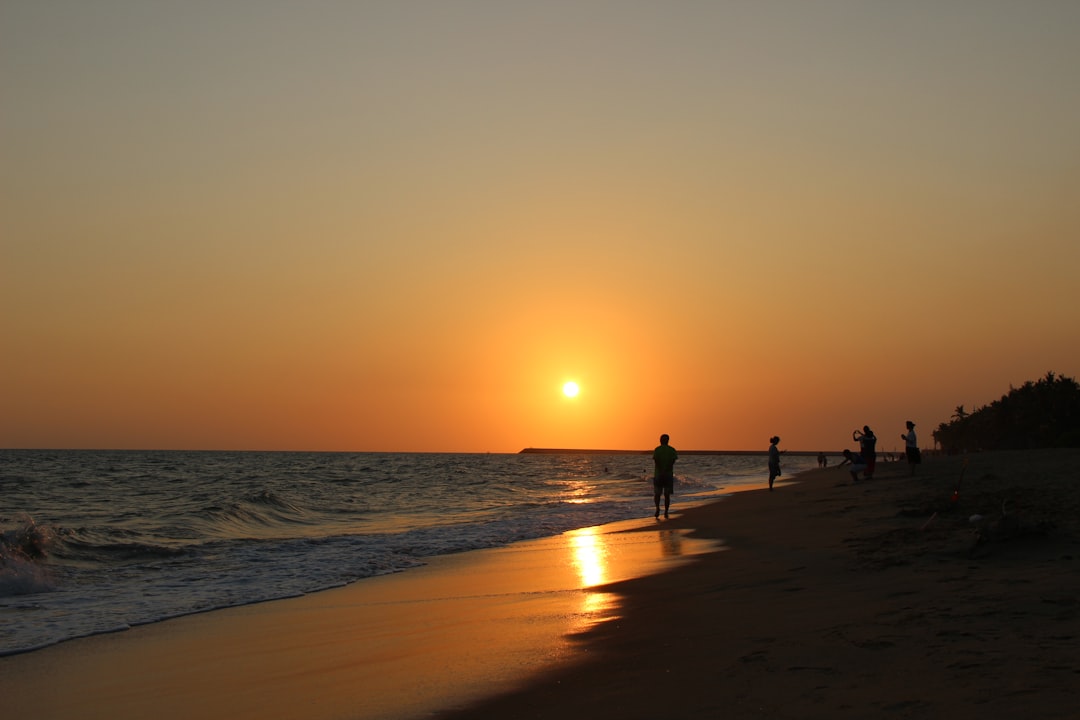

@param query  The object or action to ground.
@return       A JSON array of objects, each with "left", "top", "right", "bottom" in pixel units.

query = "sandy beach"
[{"left": 4, "top": 449, "right": 1079, "bottom": 719}]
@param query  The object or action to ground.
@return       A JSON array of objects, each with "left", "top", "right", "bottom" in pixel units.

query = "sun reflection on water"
[{"left": 561, "top": 479, "right": 594, "bottom": 505}]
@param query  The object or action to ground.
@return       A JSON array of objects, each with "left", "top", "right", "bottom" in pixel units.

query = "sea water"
[{"left": 0, "top": 449, "right": 815, "bottom": 656}]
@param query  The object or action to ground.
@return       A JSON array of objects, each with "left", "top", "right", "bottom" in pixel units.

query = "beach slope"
[{"left": 438, "top": 449, "right": 1080, "bottom": 719}]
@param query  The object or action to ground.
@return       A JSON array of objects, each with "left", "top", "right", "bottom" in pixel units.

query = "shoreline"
[
  {"left": 4, "top": 450, "right": 1079, "bottom": 718},
  {"left": 0, "top": 456, "right": 781, "bottom": 660},
  {"left": 0, "top": 508, "right": 726, "bottom": 719}
]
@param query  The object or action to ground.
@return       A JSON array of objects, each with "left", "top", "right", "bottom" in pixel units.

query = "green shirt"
[{"left": 653, "top": 444, "right": 678, "bottom": 479}]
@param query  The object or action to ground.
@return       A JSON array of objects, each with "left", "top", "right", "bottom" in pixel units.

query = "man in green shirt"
[{"left": 652, "top": 433, "right": 678, "bottom": 519}]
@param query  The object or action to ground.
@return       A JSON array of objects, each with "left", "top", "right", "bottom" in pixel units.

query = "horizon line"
[{"left": 1, "top": 447, "right": 846, "bottom": 456}]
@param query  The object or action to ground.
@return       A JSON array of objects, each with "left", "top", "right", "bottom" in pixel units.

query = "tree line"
[{"left": 932, "top": 372, "right": 1080, "bottom": 452}]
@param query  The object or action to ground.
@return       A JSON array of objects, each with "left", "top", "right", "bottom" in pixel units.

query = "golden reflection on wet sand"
[
  {"left": 567, "top": 526, "right": 617, "bottom": 622},
  {"left": 565, "top": 523, "right": 721, "bottom": 630}
]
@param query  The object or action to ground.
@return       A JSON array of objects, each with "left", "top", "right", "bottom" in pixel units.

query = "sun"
[{"left": 562, "top": 381, "right": 580, "bottom": 398}]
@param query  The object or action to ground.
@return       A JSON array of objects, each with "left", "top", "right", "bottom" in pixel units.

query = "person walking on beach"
[
  {"left": 768, "top": 436, "right": 782, "bottom": 490},
  {"left": 838, "top": 449, "right": 867, "bottom": 484},
  {"left": 901, "top": 421, "right": 921, "bottom": 475},
  {"left": 652, "top": 434, "right": 678, "bottom": 519},
  {"left": 817, "top": 451, "right": 827, "bottom": 468},
  {"left": 853, "top": 426, "right": 877, "bottom": 479}
]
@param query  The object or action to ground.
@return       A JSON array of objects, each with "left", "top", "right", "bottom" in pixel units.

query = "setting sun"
[{"left": 562, "top": 381, "right": 580, "bottom": 398}]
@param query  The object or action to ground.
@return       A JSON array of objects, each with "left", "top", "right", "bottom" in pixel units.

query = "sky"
[{"left": 2, "top": 1, "right": 1079, "bottom": 453}]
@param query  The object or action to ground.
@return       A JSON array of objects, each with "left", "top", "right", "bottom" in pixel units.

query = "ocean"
[{"left": 0, "top": 449, "right": 816, "bottom": 656}]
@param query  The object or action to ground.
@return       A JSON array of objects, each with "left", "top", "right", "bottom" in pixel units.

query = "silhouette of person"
[
  {"left": 901, "top": 421, "right": 921, "bottom": 475},
  {"left": 768, "top": 436, "right": 782, "bottom": 490},
  {"left": 838, "top": 449, "right": 866, "bottom": 483},
  {"left": 853, "top": 426, "right": 877, "bottom": 479},
  {"left": 652, "top": 434, "right": 678, "bottom": 519},
  {"left": 817, "top": 451, "right": 827, "bottom": 468}
]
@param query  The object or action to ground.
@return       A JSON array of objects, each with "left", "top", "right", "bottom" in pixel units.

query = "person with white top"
[{"left": 901, "top": 420, "right": 921, "bottom": 475}]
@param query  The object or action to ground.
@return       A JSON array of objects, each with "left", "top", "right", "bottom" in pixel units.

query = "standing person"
[
  {"left": 768, "top": 436, "right": 783, "bottom": 490},
  {"left": 901, "top": 421, "right": 921, "bottom": 475},
  {"left": 652, "top": 434, "right": 678, "bottom": 519},
  {"left": 838, "top": 449, "right": 867, "bottom": 483},
  {"left": 853, "top": 425, "right": 877, "bottom": 479},
  {"left": 817, "top": 451, "right": 827, "bottom": 468}
]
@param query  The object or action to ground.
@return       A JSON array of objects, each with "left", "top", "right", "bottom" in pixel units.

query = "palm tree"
[{"left": 952, "top": 405, "right": 968, "bottom": 422}]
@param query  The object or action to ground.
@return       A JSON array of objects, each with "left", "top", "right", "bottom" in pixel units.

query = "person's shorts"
[
  {"left": 906, "top": 447, "right": 922, "bottom": 464},
  {"left": 653, "top": 474, "right": 674, "bottom": 492},
  {"left": 850, "top": 463, "right": 867, "bottom": 474}
]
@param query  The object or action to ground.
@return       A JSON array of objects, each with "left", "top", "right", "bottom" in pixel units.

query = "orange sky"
[{"left": 3, "top": 2, "right": 1079, "bottom": 453}]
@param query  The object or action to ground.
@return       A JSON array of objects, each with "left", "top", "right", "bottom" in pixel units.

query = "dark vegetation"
[{"left": 932, "top": 372, "right": 1080, "bottom": 452}]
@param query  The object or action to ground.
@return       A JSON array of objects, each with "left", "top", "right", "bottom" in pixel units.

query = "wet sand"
[
  {"left": 4, "top": 449, "right": 1079, "bottom": 719},
  {"left": 0, "top": 517, "right": 718, "bottom": 720}
]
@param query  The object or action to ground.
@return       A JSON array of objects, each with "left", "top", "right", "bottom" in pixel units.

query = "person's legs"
[
  {"left": 663, "top": 486, "right": 671, "bottom": 518},
  {"left": 653, "top": 484, "right": 662, "bottom": 518}
]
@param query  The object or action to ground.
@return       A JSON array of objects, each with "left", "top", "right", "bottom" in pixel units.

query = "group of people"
[
  {"left": 838, "top": 421, "right": 921, "bottom": 482},
  {"left": 649, "top": 421, "right": 924, "bottom": 518}
]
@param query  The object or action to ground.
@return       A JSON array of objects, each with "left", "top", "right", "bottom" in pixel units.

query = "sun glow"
[{"left": 562, "top": 381, "right": 579, "bottom": 398}]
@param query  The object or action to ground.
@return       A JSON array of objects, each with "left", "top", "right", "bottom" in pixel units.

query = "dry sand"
[{"left": 3, "top": 449, "right": 1079, "bottom": 719}]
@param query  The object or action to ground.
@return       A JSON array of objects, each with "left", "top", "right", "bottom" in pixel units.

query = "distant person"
[
  {"left": 768, "top": 436, "right": 782, "bottom": 490},
  {"left": 853, "top": 425, "right": 877, "bottom": 479},
  {"left": 838, "top": 449, "right": 867, "bottom": 483},
  {"left": 901, "top": 421, "right": 921, "bottom": 475},
  {"left": 817, "top": 451, "right": 827, "bottom": 468},
  {"left": 652, "top": 434, "right": 678, "bottom": 519}
]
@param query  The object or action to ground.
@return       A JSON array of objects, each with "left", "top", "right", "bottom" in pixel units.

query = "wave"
[
  {"left": 0, "top": 552, "right": 54, "bottom": 597},
  {"left": 0, "top": 516, "right": 56, "bottom": 597},
  {"left": 247, "top": 489, "right": 303, "bottom": 512},
  {"left": 55, "top": 537, "right": 193, "bottom": 563},
  {"left": 1, "top": 515, "right": 53, "bottom": 560},
  {"left": 191, "top": 488, "right": 321, "bottom": 539}
]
